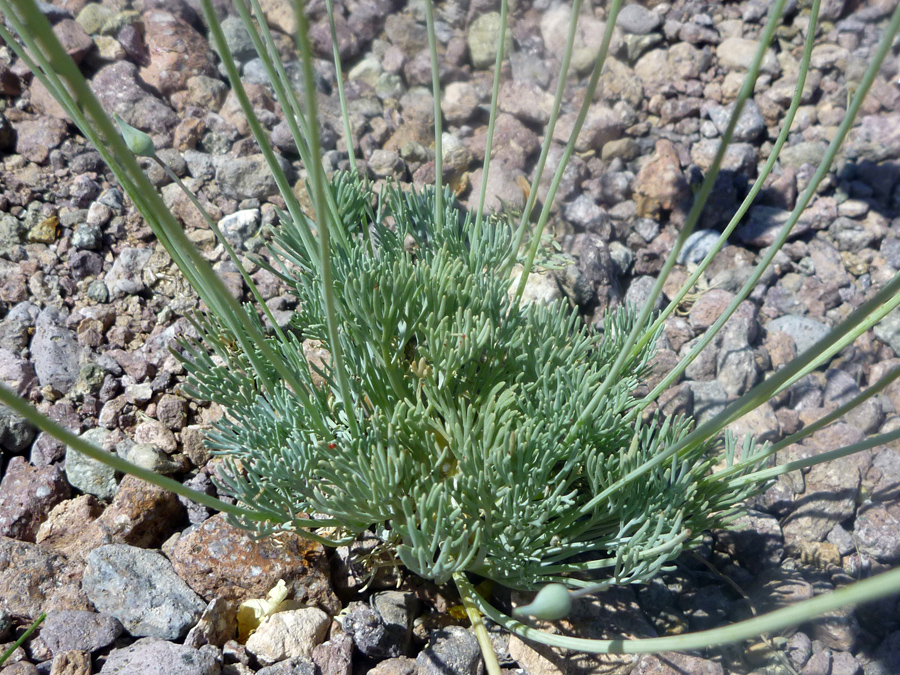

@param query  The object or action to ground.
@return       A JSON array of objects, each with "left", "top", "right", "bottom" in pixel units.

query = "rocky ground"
[{"left": 1, "top": 0, "right": 900, "bottom": 672}]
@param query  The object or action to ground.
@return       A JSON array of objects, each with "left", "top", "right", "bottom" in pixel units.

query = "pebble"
[
  {"left": 32, "top": 306, "right": 82, "bottom": 395},
  {"left": 616, "top": 4, "right": 661, "bottom": 34},
  {"left": 83, "top": 544, "right": 206, "bottom": 640},
  {"left": 466, "top": 12, "right": 512, "bottom": 70},
  {"left": 416, "top": 626, "right": 481, "bottom": 675},
  {"left": 39, "top": 610, "right": 123, "bottom": 656},
  {"left": 766, "top": 315, "right": 831, "bottom": 354},
  {"left": 216, "top": 153, "right": 290, "bottom": 200},
  {"left": 65, "top": 427, "right": 118, "bottom": 501},
  {"left": 99, "top": 637, "right": 221, "bottom": 675},
  {"left": 104, "top": 247, "right": 153, "bottom": 299},
  {"left": 245, "top": 608, "right": 330, "bottom": 665},
  {"left": 0, "top": 456, "right": 70, "bottom": 542}
]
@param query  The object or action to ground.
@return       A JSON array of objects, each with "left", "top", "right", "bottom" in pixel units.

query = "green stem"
[
  {"left": 324, "top": 0, "right": 358, "bottom": 172},
  {"left": 630, "top": 0, "right": 820, "bottom": 383},
  {"left": 294, "top": 0, "right": 360, "bottom": 437},
  {"left": 457, "top": 567, "right": 900, "bottom": 654},
  {"left": 0, "top": 614, "right": 45, "bottom": 666},
  {"left": 423, "top": 0, "right": 444, "bottom": 234},
  {"left": 513, "top": 0, "right": 624, "bottom": 303},
  {"left": 454, "top": 573, "right": 503, "bottom": 675},
  {"left": 473, "top": 0, "right": 509, "bottom": 242},
  {"left": 504, "top": 0, "right": 585, "bottom": 278},
  {"left": 570, "top": 0, "right": 788, "bottom": 434}
]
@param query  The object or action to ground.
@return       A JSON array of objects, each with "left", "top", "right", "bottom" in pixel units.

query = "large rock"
[{"left": 83, "top": 544, "right": 206, "bottom": 640}]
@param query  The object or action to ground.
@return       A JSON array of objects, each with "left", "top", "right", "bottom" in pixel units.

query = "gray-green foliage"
[
  {"left": 2, "top": 0, "right": 900, "bottom": 660},
  {"left": 182, "top": 174, "right": 767, "bottom": 587}
]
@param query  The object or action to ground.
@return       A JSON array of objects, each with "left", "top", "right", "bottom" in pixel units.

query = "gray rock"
[
  {"left": 343, "top": 603, "right": 394, "bottom": 659},
  {"left": 65, "top": 427, "right": 118, "bottom": 501},
  {"left": 686, "top": 380, "right": 728, "bottom": 425},
  {"left": 216, "top": 153, "right": 291, "bottom": 200},
  {"left": 183, "top": 149, "right": 217, "bottom": 180},
  {"left": 0, "top": 301, "right": 39, "bottom": 353},
  {"left": 99, "top": 637, "right": 220, "bottom": 674},
  {"left": 779, "top": 140, "right": 829, "bottom": 169},
  {"left": 874, "top": 306, "right": 900, "bottom": 357},
  {"left": 677, "top": 229, "right": 721, "bottom": 265},
  {"left": 32, "top": 306, "right": 82, "bottom": 395},
  {"left": 706, "top": 99, "right": 765, "bottom": 142},
  {"left": 72, "top": 222, "right": 103, "bottom": 250},
  {"left": 716, "top": 37, "right": 780, "bottom": 76},
  {"left": 844, "top": 113, "right": 900, "bottom": 163},
  {"left": 40, "top": 610, "right": 123, "bottom": 655},
  {"left": 87, "top": 279, "right": 110, "bottom": 303},
  {"left": 625, "top": 275, "right": 665, "bottom": 313},
  {"left": 0, "top": 213, "right": 25, "bottom": 253},
  {"left": 716, "top": 344, "right": 758, "bottom": 396},
  {"left": 311, "top": 633, "right": 352, "bottom": 675},
  {"left": 105, "top": 247, "right": 153, "bottom": 300},
  {"left": 91, "top": 61, "right": 179, "bottom": 134},
  {"left": 221, "top": 15, "right": 257, "bottom": 63},
  {"left": 855, "top": 503, "right": 900, "bottom": 563},
  {"left": 766, "top": 315, "right": 830, "bottom": 354},
  {"left": 84, "top": 544, "right": 206, "bottom": 640},
  {"left": 416, "top": 626, "right": 481, "bottom": 675},
  {"left": 616, "top": 4, "right": 661, "bottom": 34},
  {"left": 218, "top": 209, "right": 260, "bottom": 250},
  {"left": 257, "top": 657, "right": 317, "bottom": 675},
  {"left": 564, "top": 194, "right": 607, "bottom": 231},
  {"left": 368, "top": 149, "right": 406, "bottom": 180},
  {"left": 0, "top": 407, "right": 36, "bottom": 453}
]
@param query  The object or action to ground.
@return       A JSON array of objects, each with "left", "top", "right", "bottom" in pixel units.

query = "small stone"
[
  {"left": 72, "top": 223, "right": 103, "bottom": 250},
  {"left": 616, "top": 4, "right": 661, "bottom": 34},
  {"left": 855, "top": 503, "right": 900, "bottom": 563},
  {"left": 40, "top": 610, "right": 123, "bottom": 656},
  {"left": 65, "top": 427, "right": 118, "bottom": 502},
  {"left": 27, "top": 215, "right": 60, "bottom": 244},
  {"left": 217, "top": 154, "right": 289, "bottom": 200},
  {"left": 105, "top": 247, "right": 153, "bottom": 299},
  {"left": 99, "top": 637, "right": 220, "bottom": 675},
  {"left": 368, "top": 149, "right": 406, "bottom": 180},
  {"left": 706, "top": 99, "right": 765, "bottom": 142},
  {"left": 217, "top": 209, "right": 261, "bottom": 251},
  {"left": 83, "top": 544, "right": 205, "bottom": 640},
  {"left": 440, "top": 82, "right": 479, "bottom": 125},
  {"left": 633, "top": 139, "right": 689, "bottom": 219},
  {"left": 416, "top": 626, "right": 481, "bottom": 675},
  {"left": 87, "top": 280, "right": 110, "bottom": 303},
  {"left": 0, "top": 407, "right": 36, "bottom": 454},
  {"left": 716, "top": 36, "right": 780, "bottom": 76},
  {"left": 156, "top": 394, "right": 188, "bottom": 431},
  {"left": 0, "top": 457, "right": 70, "bottom": 543},
  {"left": 466, "top": 12, "right": 512, "bottom": 70},
  {"left": 311, "top": 633, "right": 353, "bottom": 675},
  {"left": 766, "top": 315, "right": 830, "bottom": 354},
  {"left": 245, "top": 608, "right": 330, "bottom": 666}
]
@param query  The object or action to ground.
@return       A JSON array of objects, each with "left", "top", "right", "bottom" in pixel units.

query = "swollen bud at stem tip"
[
  {"left": 114, "top": 114, "right": 156, "bottom": 158},
  {"left": 513, "top": 583, "right": 573, "bottom": 621}
]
